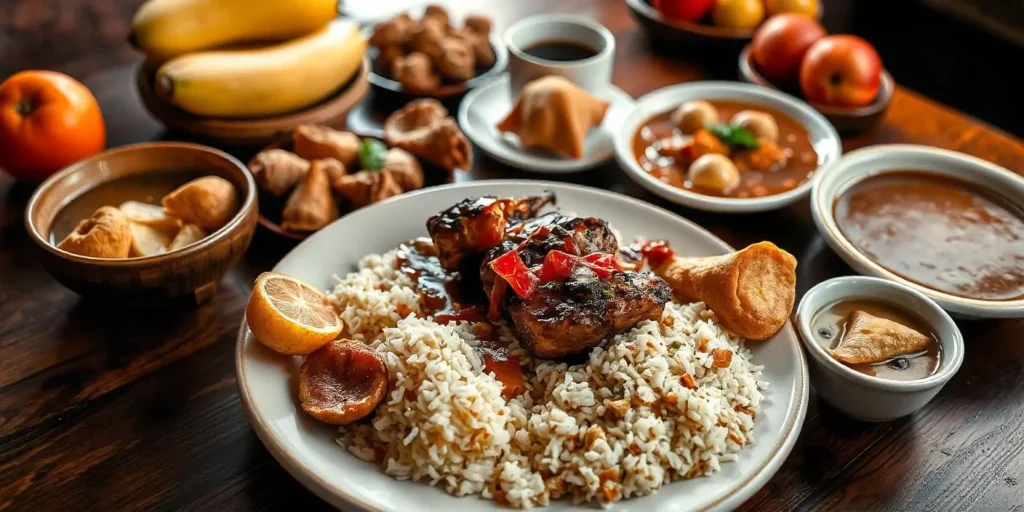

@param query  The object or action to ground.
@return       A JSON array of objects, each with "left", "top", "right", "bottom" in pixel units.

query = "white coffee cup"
[{"left": 503, "top": 15, "right": 616, "bottom": 98}]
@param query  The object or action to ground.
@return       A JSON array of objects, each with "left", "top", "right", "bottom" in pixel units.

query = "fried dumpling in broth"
[
  {"left": 292, "top": 125, "right": 360, "bottom": 167},
  {"left": 168, "top": 224, "right": 208, "bottom": 251},
  {"left": 281, "top": 160, "right": 339, "bottom": 232},
  {"left": 57, "top": 206, "right": 132, "bottom": 259},
  {"left": 248, "top": 149, "right": 311, "bottom": 197},
  {"left": 162, "top": 176, "right": 238, "bottom": 232},
  {"left": 496, "top": 75, "right": 609, "bottom": 160},
  {"left": 119, "top": 200, "right": 183, "bottom": 235},
  {"left": 830, "top": 311, "right": 933, "bottom": 365}
]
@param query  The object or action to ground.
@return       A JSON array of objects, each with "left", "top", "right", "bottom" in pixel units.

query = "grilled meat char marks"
[{"left": 506, "top": 266, "right": 672, "bottom": 358}]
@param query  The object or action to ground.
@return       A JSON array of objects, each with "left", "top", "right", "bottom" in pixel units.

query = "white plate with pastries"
[{"left": 458, "top": 75, "right": 635, "bottom": 173}]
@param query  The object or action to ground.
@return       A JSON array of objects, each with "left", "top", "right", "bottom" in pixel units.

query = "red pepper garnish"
[
  {"left": 637, "top": 239, "right": 675, "bottom": 268},
  {"left": 538, "top": 250, "right": 623, "bottom": 283},
  {"left": 562, "top": 235, "right": 577, "bottom": 255},
  {"left": 490, "top": 250, "right": 538, "bottom": 299}
]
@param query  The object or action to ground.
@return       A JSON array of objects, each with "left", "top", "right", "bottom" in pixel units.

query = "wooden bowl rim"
[
  {"left": 626, "top": 0, "right": 824, "bottom": 41},
  {"left": 24, "top": 141, "right": 258, "bottom": 267},
  {"left": 366, "top": 33, "right": 509, "bottom": 98},
  {"left": 135, "top": 56, "right": 371, "bottom": 132},
  {"left": 738, "top": 44, "right": 894, "bottom": 118},
  {"left": 253, "top": 128, "right": 457, "bottom": 241}
]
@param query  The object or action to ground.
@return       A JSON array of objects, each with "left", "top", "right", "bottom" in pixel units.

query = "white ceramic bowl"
[
  {"left": 811, "top": 144, "right": 1024, "bottom": 318},
  {"left": 614, "top": 81, "right": 842, "bottom": 213},
  {"left": 795, "top": 276, "right": 964, "bottom": 422}
]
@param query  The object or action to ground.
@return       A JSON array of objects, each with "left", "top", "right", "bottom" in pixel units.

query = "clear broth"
[{"left": 811, "top": 299, "right": 942, "bottom": 381}]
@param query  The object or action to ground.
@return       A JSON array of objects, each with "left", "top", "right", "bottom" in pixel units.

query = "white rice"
[{"left": 329, "top": 249, "right": 767, "bottom": 508}]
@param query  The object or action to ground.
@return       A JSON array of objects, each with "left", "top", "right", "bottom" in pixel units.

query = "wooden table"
[{"left": 2, "top": 1, "right": 1022, "bottom": 510}]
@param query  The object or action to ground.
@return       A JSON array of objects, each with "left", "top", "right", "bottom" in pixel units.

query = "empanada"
[
  {"left": 496, "top": 75, "right": 610, "bottom": 159},
  {"left": 248, "top": 149, "right": 310, "bottom": 197},
  {"left": 830, "top": 311, "right": 933, "bottom": 365},
  {"left": 281, "top": 159, "right": 339, "bottom": 232},
  {"left": 384, "top": 99, "right": 471, "bottom": 171},
  {"left": 162, "top": 176, "right": 238, "bottom": 232},
  {"left": 293, "top": 125, "right": 360, "bottom": 167},
  {"left": 333, "top": 170, "right": 403, "bottom": 210}
]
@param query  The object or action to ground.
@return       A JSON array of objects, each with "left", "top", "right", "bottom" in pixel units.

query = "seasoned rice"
[{"left": 329, "top": 249, "right": 767, "bottom": 508}]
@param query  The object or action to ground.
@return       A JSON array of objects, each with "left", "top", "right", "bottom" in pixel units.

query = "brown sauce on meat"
[
  {"left": 811, "top": 299, "right": 941, "bottom": 381},
  {"left": 631, "top": 101, "right": 819, "bottom": 199},
  {"left": 834, "top": 171, "right": 1024, "bottom": 301}
]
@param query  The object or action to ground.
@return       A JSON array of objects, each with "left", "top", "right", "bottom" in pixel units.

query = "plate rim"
[
  {"left": 457, "top": 76, "right": 635, "bottom": 174},
  {"left": 235, "top": 180, "right": 809, "bottom": 511}
]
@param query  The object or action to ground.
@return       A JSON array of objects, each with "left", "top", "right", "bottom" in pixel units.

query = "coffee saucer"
[{"left": 457, "top": 74, "right": 634, "bottom": 174}]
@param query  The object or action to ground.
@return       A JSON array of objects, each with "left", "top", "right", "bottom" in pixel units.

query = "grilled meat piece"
[
  {"left": 480, "top": 212, "right": 619, "bottom": 295},
  {"left": 426, "top": 193, "right": 554, "bottom": 271},
  {"left": 505, "top": 265, "right": 671, "bottom": 358}
]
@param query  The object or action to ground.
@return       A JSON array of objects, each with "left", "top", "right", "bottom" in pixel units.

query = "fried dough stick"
[{"left": 653, "top": 241, "right": 797, "bottom": 340}]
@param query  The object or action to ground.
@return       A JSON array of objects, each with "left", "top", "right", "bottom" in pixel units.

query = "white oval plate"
[
  {"left": 811, "top": 143, "right": 1024, "bottom": 319},
  {"left": 236, "top": 181, "right": 809, "bottom": 512},
  {"left": 458, "top": 75, "right": 635, "bottom": 173},
  {"left": 614, "top": 81, "right": 842, "bottom": 213}
]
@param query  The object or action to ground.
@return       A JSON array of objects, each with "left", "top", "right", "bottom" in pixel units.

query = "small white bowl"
[
  {"left": 614, "top": 81, "right": 842, "bottom": 213},
  {"left": 795, "top": 276, "right": 964, "bottom": 422},
  {"left": 811, "top": 144, "right": 1024, "bottom": 318}
]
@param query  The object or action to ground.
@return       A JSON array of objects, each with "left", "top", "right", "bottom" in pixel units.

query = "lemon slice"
[{"left": 246, "top": 272, "right": 343, "bottom": 355}]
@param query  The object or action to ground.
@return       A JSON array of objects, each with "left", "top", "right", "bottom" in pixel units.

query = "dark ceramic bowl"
[
  {"left": 25, "top": 142, "right": 258, "bottom": 305},
  {"left": 738, "top": 44, "right": 894, "bottom": 134}
]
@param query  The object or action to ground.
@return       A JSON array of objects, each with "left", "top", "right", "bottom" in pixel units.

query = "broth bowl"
[
  {"left": 614, "top": 81, "right": 841, "bottom": 213},
  {"left": 25, "top": 142, "right": 258, "bottom": 305},
  {"left": 811, "top": 144, "right": 1024, "bottom": 318}
]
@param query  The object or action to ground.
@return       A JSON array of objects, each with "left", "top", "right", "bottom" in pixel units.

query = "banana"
[
  {"left": 130, "top": 0, "right": 339, "bottom": 60},
  {"left": 155, "top": 20, "right": 366, "bottom": 118}
]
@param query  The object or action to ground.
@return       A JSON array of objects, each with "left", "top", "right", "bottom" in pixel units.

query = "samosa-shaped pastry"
[
  {"left": 384, "top": 99, "right": 471, "bottom": 170},
  {"left": 281, "top": 160, "right": 339, "bottom": 232},
  {"left": 58, "top": 206, "right": 132, "bottom": 259},
  {"left": 293, "top": 125, "right": 360, "bottom": 167},
  {"left": 248, "top": 149, "right": 311, "bottom": 197},
  {"left": 830, "top": 311, "right": 932, "bottom": 364},
  {"left": 382, "top": 148, "right": 424, "bottom": 191},
  {"left": 652, "top": 241, "right": 797, "bottom": 340},
  {"left": 333, "top": 170, "right": 403, "bottom": 209},
  {"left": 162, "top": 176, "right": 238, "bottom": 232},
  {"left": 496, "top": 76, "right": 609, "bottom": 160}
]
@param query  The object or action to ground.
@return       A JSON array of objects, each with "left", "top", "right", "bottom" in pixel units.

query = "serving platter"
[{"left": 236, "top": 180, "right": 809, "bottom": 511}]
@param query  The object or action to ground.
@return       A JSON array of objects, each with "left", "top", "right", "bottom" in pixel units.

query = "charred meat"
[
  {"left": 426, "top": 194, "right": 554, "bottom": 271},
  {"left": 505, "top": 266, "right": 671, "bottom": 358}
]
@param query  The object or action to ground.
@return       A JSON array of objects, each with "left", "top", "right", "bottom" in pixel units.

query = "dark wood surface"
[{"left": 2, "top": 0, "right": 1023, "bottom": 510}]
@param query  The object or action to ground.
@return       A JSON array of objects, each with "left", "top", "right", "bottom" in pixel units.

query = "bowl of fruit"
[
  {"left": 738, "top": 14, "right": 894, "bottom": 133},
  {"left": 626, "top": 0, "right": 821, "bottom": 52},
  {"left": 130, "top": 0, "right": 371, "bottom": 147}
]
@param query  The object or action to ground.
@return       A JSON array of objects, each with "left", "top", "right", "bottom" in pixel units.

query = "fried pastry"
[
  {"left": 162, "top": 176, "right": 238, "bottom": 232},
  {"left": 384, "top": 99, "right": 471, "bottom": 170},
  {"left": 422, "top": 4, "right": 451, "bottom": 31},
  {"left": 119, "top": 200, "right": 182, "bottom": 235},
  {"left": 653, "top": 241, "right": 797, "bottom": 340},
  {"left": 464, "top": 13, "right": 492, "bottom": 35},
  {"left": 333, "top": 170, "right": 403, "bottom": 209},
  {"left": 375, "top": 44, "right": 406, "bottom": 74},
  {"left": 248, "top": 149, "right": 311, "bottom": 197},
  {"left": 382, "top": 148, "right": 424, "bottom": 191},
  {"left": 168, "top": 224, "right": 208, "bottom": 251},
  {"left": 369, "top": 12, "right": 414, "bottom": 47},
  {"left": 391, "top": 52, "right": 440, "bottom": 91},
  {"left": 281, "top": 160, "right": 339, "bottom": 232},
  {"left": 831, "top": 311, "right": 933, "bottom": 365},
  {"left": 57, "top": 206, "right": 132, "bottom": 259},
  {"left": 435, "top": 37, "right": 475, "bottom": 82},
  {"left": 408, "top": 20, "right": 446, "bottom": 59},
  {"left": 496, "top": 76, "right": 610, "bottom": 159},
  {"left": 292, "top": 125, "right": 360, "bottom": 166}
]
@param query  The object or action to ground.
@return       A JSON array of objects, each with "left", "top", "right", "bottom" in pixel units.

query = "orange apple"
[
  {"left": 799, "top": 35, "right": 882, "bottom": 107},
  {"left": 752, "top": 14, "right": 827, "bottom": 82}
]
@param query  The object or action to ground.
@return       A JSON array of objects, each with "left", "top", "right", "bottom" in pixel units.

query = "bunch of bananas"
[{"left": 130, "top": 0, "right": 366, "bottom": 118}]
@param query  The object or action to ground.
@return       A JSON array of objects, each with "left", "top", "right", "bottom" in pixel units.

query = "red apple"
[
  {"left": 751, "top": 14, "right": 827, "bottom": 82},
  {"left": 652, "top": 0, "right": 715, "bottom": 23},
  {"left": 799, "top": 35, "right": 882, "bottom": 107}
]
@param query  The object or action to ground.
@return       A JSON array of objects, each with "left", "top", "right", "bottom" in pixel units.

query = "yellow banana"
[
  {"left": 130, "top": 0, "right": 339, "bottom": 60},
  {"left": 155, "top": 20, "right": 366, "bottom": 118}
]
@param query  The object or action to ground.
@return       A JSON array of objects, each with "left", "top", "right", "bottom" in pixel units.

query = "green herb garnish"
[
  {"left": 358, "top": 138, "right": 389, "bottom": 171},
  {"left": 708, "top": 123, "right": 760, "bottom": 150}
]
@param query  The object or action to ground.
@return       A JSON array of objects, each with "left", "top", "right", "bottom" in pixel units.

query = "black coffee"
[{"left": 522, "top": 39, "right": 599, "bottom": 61}]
